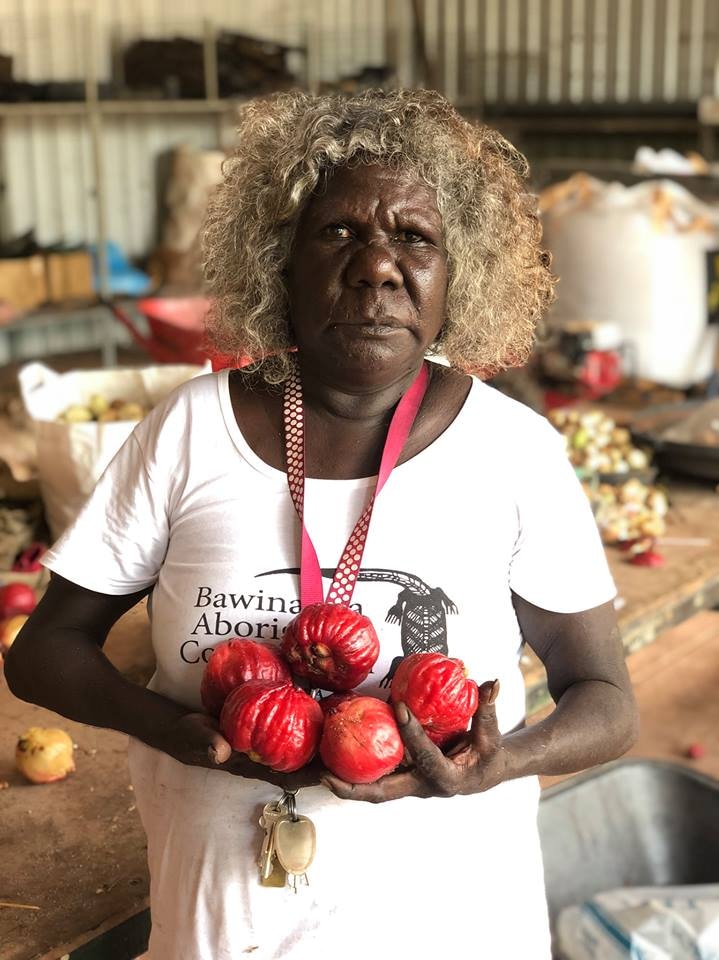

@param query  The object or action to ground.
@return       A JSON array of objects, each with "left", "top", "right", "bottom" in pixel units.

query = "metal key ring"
[{"left": 283, "top": 788, "right": 298, "bottom": 821}]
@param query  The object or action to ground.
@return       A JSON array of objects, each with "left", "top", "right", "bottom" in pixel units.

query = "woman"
[{"left": 6, "top": 89, "right": 638, "bottom": 959}]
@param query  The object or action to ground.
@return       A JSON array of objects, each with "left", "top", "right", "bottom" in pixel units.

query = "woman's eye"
[
  {"left": 396, "top": 230, "right": 425, "bottom": 243},
  {"left": 326, "top": 224, "right": 352, "bottom": 239}
]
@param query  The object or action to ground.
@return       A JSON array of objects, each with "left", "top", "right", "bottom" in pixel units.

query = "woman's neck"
[
  {"left": 298, "top": 360, "right": 425, "bottom": 427},
  {"left": 228, "top": 360, "right": 470, "bottom": 481}
]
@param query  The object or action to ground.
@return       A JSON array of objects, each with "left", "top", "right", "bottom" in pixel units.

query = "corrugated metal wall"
[
  {"left": 2, "top": 114, "right": 221, "bottom": 255},
  {"left": 1, "top": 0, "right": 717, "bottom": 256},
  {"left": 403, "top": 0, "right": 719, "bottom": 106},
  {"left": 0, "top": 0, "right": 387, "bottom": 253}
]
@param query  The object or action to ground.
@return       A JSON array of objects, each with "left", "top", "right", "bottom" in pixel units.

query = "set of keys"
[{"left": 258, "top": 789, "right": 316, "bottom": 892}]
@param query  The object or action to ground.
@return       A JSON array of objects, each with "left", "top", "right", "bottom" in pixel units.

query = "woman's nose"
[{"left": 345, "top": 241, "right": 404, "bottom": 288}]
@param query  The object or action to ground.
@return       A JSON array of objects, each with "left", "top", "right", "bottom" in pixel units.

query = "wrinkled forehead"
[{"left": 303, "top": 162, "right": 442, "bottom": 223}]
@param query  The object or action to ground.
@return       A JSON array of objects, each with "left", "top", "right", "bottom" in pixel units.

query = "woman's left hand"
[{"left": 321, "top": 680, "right": 508, "bottom": 802}]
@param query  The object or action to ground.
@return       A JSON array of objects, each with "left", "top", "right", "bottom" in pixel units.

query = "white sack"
[
  {"left": 633, "top": 146, "right": 709, "bottom": 176},
  {"left": 541, "top": 174, "right": 719, "bottom": 388},
  {"left": 162, "top": 144, "right": 225, "bottom": 253},
  {"left": 19, "top": 361, "right": 209, "bottom": 539},
  {"left": 557, "top": 884, "right": 719, "bottom": 959}
]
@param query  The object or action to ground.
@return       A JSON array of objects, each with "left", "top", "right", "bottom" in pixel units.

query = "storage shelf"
[
  {"left": 0, "top": 98, "right": 246, "bottom": 118},
  {"left": 0, "top": 304, "right": 140, "bottom": 366}
]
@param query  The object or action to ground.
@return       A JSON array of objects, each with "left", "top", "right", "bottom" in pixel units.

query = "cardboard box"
[
  {"left": 0, "top": 256, "right": 47, "bottom": 311},
  {"left": 45, "top": 250, "right": 94, "bottom": 303}
]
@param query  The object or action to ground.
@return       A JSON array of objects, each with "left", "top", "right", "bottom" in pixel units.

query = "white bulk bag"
[
  {"left": 556, "top": 884, "right": 719, "bottom": 959},
  {"left": 540, "top": 174, "right": 719, "bottom": 388},
  {"left": 19, "top": 360, "right": 210, "bottom": 539}
]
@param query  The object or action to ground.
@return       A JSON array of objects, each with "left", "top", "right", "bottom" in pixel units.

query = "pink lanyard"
[{"left": 283, "top": 361, "right": 430, "bottom": 608}]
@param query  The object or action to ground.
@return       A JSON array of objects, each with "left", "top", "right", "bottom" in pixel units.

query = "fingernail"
[
  {"left": 208, "top": 746, "right": 219, "bottom": 764},
  {"left": 320, "top": 777, "right": 332, "bottom": 790},
  {"left": 395, "top": 702, "right": 410, "bottom": 725},
  {"left": 488, "top": 679, "right": 500, "bottom": 704}
]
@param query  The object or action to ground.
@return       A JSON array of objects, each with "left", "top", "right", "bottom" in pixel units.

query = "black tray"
[
  {"left": 631, "top": 401, "right": 719, "bottom": 483},
  {"left": 576, "top": 467, "right": 658, "bottom": 487}
]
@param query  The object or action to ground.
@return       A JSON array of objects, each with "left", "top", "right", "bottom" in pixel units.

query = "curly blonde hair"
[{"left": 202, "top": 88, "right": 555, "bottom": 382}]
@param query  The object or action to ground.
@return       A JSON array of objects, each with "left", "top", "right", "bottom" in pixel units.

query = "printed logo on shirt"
[
  {"left": 178, "top": 584, "right": 364, "bottom": 664},
  {"left": 257, "top": 567, "right": 458, "bottom": 686}
]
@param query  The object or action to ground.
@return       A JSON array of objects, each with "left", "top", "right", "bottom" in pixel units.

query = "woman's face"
[{"left": 286, "top": 164, "right": 448, "bottom": 386}]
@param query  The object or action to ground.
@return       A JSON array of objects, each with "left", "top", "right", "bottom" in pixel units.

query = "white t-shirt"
[{"left": 43, "top": 366, "right": 615, "bottom": 960}]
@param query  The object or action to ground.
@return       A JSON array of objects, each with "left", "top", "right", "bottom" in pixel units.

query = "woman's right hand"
[
  {"left": 159, "top": 712, "right": 325, "bottom": 791},
  {"left": 5, "top": 576, "right": 325, "bottom": 793}
]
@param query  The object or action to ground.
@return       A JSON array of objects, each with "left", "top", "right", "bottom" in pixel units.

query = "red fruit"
[
  {"left": 629, "top": 550, "right": 665, "bottom": 567},
  {"left": 319, "top": 691, "right": 359, "bottom": 716},
  {"left": 201, "top": 639, "right": 291, "bottom": 717},
  {"left": 0, "top": 582, "right": 36, "bottom": 619},
  {"left": 12, "top": 542, "right": 46, "bottom": 573},
  {"left": 220, "top": 680, "right": 323, "bottom": 773},
  {"left": 687, "top": 742, "right": 706, "bottom": 760},
  {"left": 282, "top": 603, "right": 379, "bottom": 692},
  {"left": 390, "top": 652, "right": 479, "bottom": 746},
  {"left": 320, "top": 695, "right": 403, "bottom": 783}
]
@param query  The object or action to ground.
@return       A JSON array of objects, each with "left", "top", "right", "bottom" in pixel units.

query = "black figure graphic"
[{"left": 257, "top": 567, "right": 458, "bottom": 686}]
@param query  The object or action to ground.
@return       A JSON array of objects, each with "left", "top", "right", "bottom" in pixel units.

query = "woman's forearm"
[
  {"left": 500, "top": 679, "right": 639, "bottom": 781},
  {"left": 5, "top": 629, "right": 188, "bottom": 753}
]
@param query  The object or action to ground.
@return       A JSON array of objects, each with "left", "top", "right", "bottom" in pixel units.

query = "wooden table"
[
  {"left": 2, "top": 481, "right": 718, "bottom": 959},
  {"left": 536, "top": 608, "right": 719, "bottom": 788},
  {"left": 0, "top": 604, "right": 154, "bottom": 960},
  {"left": 522, "top": 482, "right": 719, "bottom": 713}
]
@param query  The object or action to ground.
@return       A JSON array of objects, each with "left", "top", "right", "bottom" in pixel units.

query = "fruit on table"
[
  {"left": 115, "top": 402, "right": 146, "bottom": 421},
  {"left": 220, "top": 680, "right": 323, "bottom": 773},
  {"left": 88, "top": 393, "right": 109, "bottom": 418},
  {"left": 0, "top": 613, "right": 29, "bottom": 653},
  {"left": 16, "top": 727, "right": 75, "bottom": 784},
  {"left": 628, "top": 547, "right": 665, "bottom": 567},
  {"left": 584, "top": 479, "right": 669, "bottom": 545},
  {"left": 549, "top": 408, "right": 650, "bottom": 475},
  {"left": 390, "top": 652, "right": 479, "bottom": 746},
  {"left": 320, "top": 695, "right": 404, "bottom": 783},
  {"left": 12, "top": 542, "right": 46, "bottom": 573},
  {"left": 201, "top": 638, "right": 291, "bottom": 717},
  {"left": 0, "top": 582, "right": 36, "bottom": 619},
  {"left": 60, "top": 404, "right": 93, "bottom": 423},
  {"left": 282, "top": 603, "right": 380, "bottom": 692},
  {"left": 57, "top": 396, "right": 150, "bottom": 423}
]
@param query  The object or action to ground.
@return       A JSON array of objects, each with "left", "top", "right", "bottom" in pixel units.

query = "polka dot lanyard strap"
[{"left": 283, "top": 359, "right": 430, "bottom": 609}]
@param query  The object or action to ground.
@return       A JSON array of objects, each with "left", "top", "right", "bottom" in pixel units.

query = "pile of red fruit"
[
  {"left": 0, "top": 582, "right": 36, "bottom": 668},
  {"left": 201, "top": 603, "right": 479, "bottom": 783}
]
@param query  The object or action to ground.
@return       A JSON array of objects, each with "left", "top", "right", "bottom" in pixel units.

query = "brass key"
[{"left": 258, "top": 800, "right": 287, "bottom": 886}]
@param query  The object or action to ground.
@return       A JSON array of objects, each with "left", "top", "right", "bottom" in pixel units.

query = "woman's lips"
[
  {"left": 335, "top": 313, "right": 408, "bottom": 328},
  {"left": 335, "top": 321, "right": 406, "bottom": 338}
]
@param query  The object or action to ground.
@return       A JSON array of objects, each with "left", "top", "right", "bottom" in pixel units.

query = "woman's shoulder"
[
  {"left": 458, "top": 375, "right": 565, "bottom": 466},
  {"left": 133, "top": 370, "right": 225, "bottom": 452},
  {"left": 468, "top": 376, "right": 553, "bottom": 434},
  {"left": 147, "top": 370, "right": 222, "bottom": 422}
]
